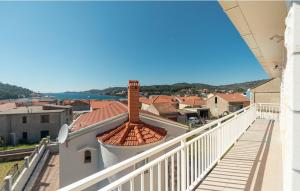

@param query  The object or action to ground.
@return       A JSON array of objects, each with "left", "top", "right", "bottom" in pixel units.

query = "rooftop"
[
  {"left": 152, "top": 102, "right": 178, "bottom": 114},
  {"left": 179, "top": 96, "right": 206, "bottom": 106},
  {"left": 0, "top": 102, "right": 17, "bottom": 112},
  {"left": 139, "top": 95, "right": 178, "bottom": 105},
  {"left": 71, "top": 101, "right": 128, "bottom": 132},
  {"left": 215, "top": 93, "right": 249, "bottom": 103},
  {"left": 0, "top": 105, "right": 65, "bottom": 115},
  {"left": 90, "top": 100, "right": 117, "bottom": 110},
  {"left": 97, "top": 121, "right": 167, "bottom": 146}
]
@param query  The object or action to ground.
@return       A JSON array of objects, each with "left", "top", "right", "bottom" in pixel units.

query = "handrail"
[{"left": 59, "top": 105, "right": 253, "bottom": 191}]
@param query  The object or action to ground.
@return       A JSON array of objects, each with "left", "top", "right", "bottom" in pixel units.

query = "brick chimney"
[{"left": 128, "top": 80, "right": 140, "bottom": 123}]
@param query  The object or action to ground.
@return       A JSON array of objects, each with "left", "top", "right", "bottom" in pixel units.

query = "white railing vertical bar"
[
  {"left": 176, "top": 152, "right": 180, "bottom": 191},
  {"left": 164, "top": 158, "right": 168, "bottom": 191},
  {"left": 130, "top": 179, "right": 134, "bottom": 191},
  {"left": 180, "top": 140, "right": 186, "bottom": 191},
  {"left": 198, "top": 139, "right": 201, "bottom": 180},
  {"left": 171, "top": 155, "right": 174, "bottom": 191},
  {"left": 150, "top": 167, "right": 153, "bottom": 191},
  {"left": 140, "top": 172, "right": 144, "bottom": 191},
  {"left": 191, "top": 143, "right": 194, "bottom": 186},
  {"left": 158, "top": 162, "right": 161, "bottom": 191}
]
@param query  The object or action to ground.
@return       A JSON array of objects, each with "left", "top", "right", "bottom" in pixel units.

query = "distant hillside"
[
  {"left": 0, "top": 82, "right": 33, "bottom": 100},
  {"left": 77, "top": 79, "right": 269, "bottom": 96}
]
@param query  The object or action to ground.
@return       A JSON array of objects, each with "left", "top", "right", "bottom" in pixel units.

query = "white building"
[{"left": 58, "top": 81, "right": 188, "bottom": 189}]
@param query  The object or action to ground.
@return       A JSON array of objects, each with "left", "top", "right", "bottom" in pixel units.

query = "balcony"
[{"left": 59, "top": 103, "right": 281, "bottom": 191}]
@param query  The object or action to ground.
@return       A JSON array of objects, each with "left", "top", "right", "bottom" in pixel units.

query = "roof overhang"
[{"left": 219, "top": 1, "right": 288, "bottom": 78}]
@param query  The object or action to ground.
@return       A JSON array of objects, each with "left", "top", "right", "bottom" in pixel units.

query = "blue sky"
[{"left": 0, "top": 1, "right": 267, "bottom": 93}]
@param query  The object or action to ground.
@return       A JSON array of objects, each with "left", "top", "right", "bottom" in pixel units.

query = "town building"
[
  {"left": 177, "top": 96, "right": 206, "bottom": 109},
  {"left": 146, "top": 102, "right": 178, "bottom": 121},
  {"left": 250, "top": 78, "right": 281, "bottom": 104},
  {"left": 58, "top": 81, "right": 188, "bottom": 189},
  {"left": 61, "top": 100, "right": 91, "bottom": 111},
  {"left": 206, "top": 93, "right": 250, "bottom": 117},
  {"left": 0, "top": 104, "right": 72, "bottom": 145}
]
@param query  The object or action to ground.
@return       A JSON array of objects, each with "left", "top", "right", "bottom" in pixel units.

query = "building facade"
[
  {"left": 250, "top": 78, "right": 281, "bottom": 104},
  {"left": 0, "top": 105, "right": 72, "bottom": 145},
  {"left": 206, "top": 93, "right": 250, "bottom": 117}
]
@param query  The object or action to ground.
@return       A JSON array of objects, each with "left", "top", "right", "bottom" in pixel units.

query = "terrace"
[{"left": 58, "top": 103, "right": 281, "bottom": 191}]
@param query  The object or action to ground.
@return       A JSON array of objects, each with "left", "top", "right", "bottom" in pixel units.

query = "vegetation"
[
  {"left": 0, "top": 144, "right": 36, "bottom": 151},
  {"left": 0, "top": 82, "right": 33, "bottom": 100},
  {"left": 76, "top": 79, "right": 268, "bottom": 96},
  {"left": 0, "top": 160, "right": 24, "bottom": 183}
]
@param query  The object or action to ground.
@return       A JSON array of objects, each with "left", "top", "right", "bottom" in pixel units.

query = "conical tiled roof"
[{"left": 97, "top": 121, "right": 167, "bottom": 146}]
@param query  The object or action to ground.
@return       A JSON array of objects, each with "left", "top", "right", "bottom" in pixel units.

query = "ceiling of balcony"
[{"left": 219, "top": 1, "right": 288, "bottom": 78}]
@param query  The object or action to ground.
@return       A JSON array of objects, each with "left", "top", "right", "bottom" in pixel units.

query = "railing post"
[
  {"left": 180, "top": 140, "right": 186, "bottom": 191},
  {"left": 24, "top": 156, "right": 30, "bottom": 168},
  {"left": 218, "top": 121, "right": 222, "bottom": 163},
  {"left": 4, "top": 175, "right": 12, "bottom": 191},
  {"left": 36, "top": 144, "right": 40, "bottom": 154}
]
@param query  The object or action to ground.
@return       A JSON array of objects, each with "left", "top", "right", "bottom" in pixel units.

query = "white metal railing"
[
  {"left": 59, "top": 104, "right": 261, "bottom": 191},
  {"left": 256, "top": 103, "right": 280, "bottom": 121}
]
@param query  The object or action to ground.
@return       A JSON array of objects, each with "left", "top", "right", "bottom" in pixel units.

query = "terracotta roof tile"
[
  {"left": 139, "top": 95, "right": 179, "bottom": 105},
  {"left": 90, "top": 100, "right": 116, "bottom": 110},
  {"left": 216, "top": 93, "right": 249, "bottom": 102},
  {"left": 71, "top": 101, "right": 128, "bottom": 131},
  {"left": 97, "top": 121, "right": 167, "bottom": 146},
  {"left": 152, "top": 103, "right": 178, "bottom": 114},
  {"left": 0, "top": 102, "right": 17, "bottom": 112},
  {"left": 179, "top": 96, "right": 206, "bottom": 106}
]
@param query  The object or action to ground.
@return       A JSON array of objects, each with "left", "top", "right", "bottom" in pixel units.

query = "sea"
[{"left": 43, "top": 92, "right": 124, "bottom": 100}]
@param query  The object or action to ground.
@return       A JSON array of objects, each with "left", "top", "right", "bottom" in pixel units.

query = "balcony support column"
[{"left": 283, "top": 2, "right": 300, "bottom": 190}]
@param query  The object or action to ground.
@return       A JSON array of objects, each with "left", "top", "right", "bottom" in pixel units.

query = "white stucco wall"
[
  {"left": 282, "top": 3, "right": 300, "bottom": 190},
  {"left": 59, "top": 113, "right": 188, "bottom": 190},
  {"left": 59, "top": 115, "right": 128, "bottom": 188}
]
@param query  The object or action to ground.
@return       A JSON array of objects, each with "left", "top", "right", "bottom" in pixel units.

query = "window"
[
  {"left": 215, "top": 97, "right": 218, "bottom": 104},
  {"left": 22, "top": 132, "right": 28, "bottom": 140},
  {"left": 40, "top": 130, "right": 49, "bottom": 139},
  {"left": 41, "top": 115, "right": 49, "bottom": 123},
  {"left": 22, "top": 116, "right": 27, "bottom": 124},
  {"left": 84, "top": 150, "right": 91, "bottom": 163}
]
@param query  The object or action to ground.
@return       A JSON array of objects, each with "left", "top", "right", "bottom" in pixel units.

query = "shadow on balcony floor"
[
  {"left": 195, "top": 119, "right": 282, "bottom": 191},
  {"left": 32, "top": 153, "right": 59, "bottom": 191}
]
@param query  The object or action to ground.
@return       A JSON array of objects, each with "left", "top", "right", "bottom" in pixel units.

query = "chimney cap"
[{"left": 128, "top": 80, "right": 139, "bottom": 86}]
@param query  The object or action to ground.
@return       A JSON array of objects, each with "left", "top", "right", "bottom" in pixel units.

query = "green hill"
[
  {"left": 78, "top": 79, "right": 269, "bottom": 96},
  {"left": 0, "top": 82, "right": 33, "bottom": 100}
]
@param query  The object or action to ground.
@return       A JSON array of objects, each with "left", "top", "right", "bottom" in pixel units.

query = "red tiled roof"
[
  {"left": 71, "top": 101, "right": 128, "bottom": 131},
  {"left": 90, "top": 100, "right": 116, "bottom": 110},
  {"left": 62, "top": 100, "right": 90, "bottom": 106},
  {"left": 0, "top": 102, "right": 17, "bottom": 112},
  {"left": 97, "top": 121, "right": 167, "bottom": 146},
  {"left": 180, "top": 96, "right": 206, "bottom": 106},
  {"left": 152, "top": 103, "right": 178, "bottom": 114},
  {"left": 32, "top": 101, "right": 54, "bottom": 106},
  {"left": 139, "top": 95, "right": 178, "bottom": 105},
  {"left": 216, "top": 93, "right": 249, "bottom": 102}
]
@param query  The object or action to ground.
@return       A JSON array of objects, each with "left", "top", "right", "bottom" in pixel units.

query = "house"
[
  {"left": 146, "top": 102, "right": 178, "bottom": 121},
  {"left": 206, "top": 93, "right": 250, "bottom": 117},
  {"left": 62, "top": 100, "right": 91, "bottom": 111},
  {"left": 58, "top": 81, "right": 188, "bottom": 189},
  {"left": 178, "top": 96, "right": 206, "bottom": 109},
  {"left": 250, "top": 78, "right": 281, "bottom": 104},
  {"left": 90, "top": 100, "right": 117, "bottom": 110},
  {"left": 0, "top": 104, "right": 72, "bottom": 145},
  {"left": 139, "top": 95, "right": 180, "bottom": 111}
]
